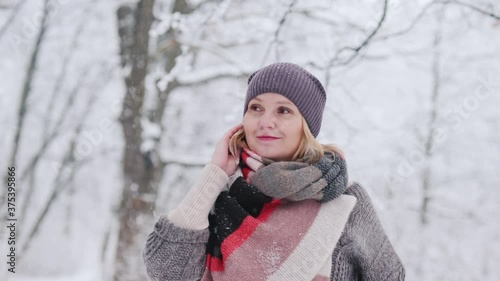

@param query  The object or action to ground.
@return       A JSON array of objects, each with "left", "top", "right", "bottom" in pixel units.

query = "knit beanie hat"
[{"left": 244, "top": 62, "right": 327, "bottom": 137}]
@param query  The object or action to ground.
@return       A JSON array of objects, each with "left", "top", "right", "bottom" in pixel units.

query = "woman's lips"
[{"left": 257, "top": 136, "right": 280, "bottom": 141}]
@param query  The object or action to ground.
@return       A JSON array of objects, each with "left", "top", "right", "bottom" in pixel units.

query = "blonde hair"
[{"left": 229, "top": 118, "right": 343, "bottom": 164}]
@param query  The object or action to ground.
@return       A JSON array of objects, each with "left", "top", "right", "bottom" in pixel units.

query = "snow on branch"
[
  {"left": 161, "top": 156, "right": 207, "bottom": 168},
  {"left": 177, "top": 38, "right": 252, "bottom": 72},
  {"left": 176, "top": 63, "right": 250, "bottom": 85}
]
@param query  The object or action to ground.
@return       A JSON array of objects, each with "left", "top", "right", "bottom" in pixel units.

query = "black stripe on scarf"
[
  {"left": 314, "top": 151, "right": 348, "bottom": 202},
  {"left": 206, "top": 177, "right": 272, "bottom": 259}
]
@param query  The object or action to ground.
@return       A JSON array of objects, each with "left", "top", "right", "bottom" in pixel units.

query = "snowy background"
[{"left": 0, "top": 0, "right": 499, "bottom": 280}]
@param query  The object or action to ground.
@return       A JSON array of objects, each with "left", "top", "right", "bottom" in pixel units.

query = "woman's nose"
[{"left": 258, "top": 113, "right": 277, "bottom": 129}]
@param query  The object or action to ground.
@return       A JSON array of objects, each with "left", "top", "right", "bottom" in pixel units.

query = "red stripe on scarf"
[
  {"left": 241, "top": 151, "right": 252, "bottom": 181},
  {"left": 241, "top": 150, "right": 251, "bottom": 163},
  {"left": 207, "top": 198, "right": 282, "bottom": 272},
  {"left": 241, "top": 167, "right": 252, "bottom": 182}
]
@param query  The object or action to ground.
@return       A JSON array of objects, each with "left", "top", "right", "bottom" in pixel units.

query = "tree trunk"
[
  {"left": 0, "top": 0, "right": 51, "bottom": 242},
  {"left": 420, "top": 8, "right": 443, "bottom": 226},
  {"left": 114, "top": 1, "right": 157, "bottom": 281}
]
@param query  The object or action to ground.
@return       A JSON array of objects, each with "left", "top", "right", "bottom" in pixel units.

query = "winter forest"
[{"left": 0, "top": 0, "right": 499, "bottom": 280}]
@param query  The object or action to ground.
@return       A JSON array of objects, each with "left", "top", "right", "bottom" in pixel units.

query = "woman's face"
[{"left": 243, "top": 93, "right": 303, "bottom": 161}]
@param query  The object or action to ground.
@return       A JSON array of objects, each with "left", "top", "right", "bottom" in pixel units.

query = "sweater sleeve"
[
  {"left": 143, "top": 216, "right": 209, "bottom": 281},
  {"left": 142, "top": 164, "right": 229, "bottom": 281},
  {"left": 168, "top": 164, "right": 229, "bottom": 229},
  {"left": 331, "top": 183, "right": 405, "bottom": 281}
]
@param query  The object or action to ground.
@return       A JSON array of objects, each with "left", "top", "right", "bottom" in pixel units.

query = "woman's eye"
[
  {"left": 278, "top": 107, "right": 291, "bottom": 114},
  {"left": 250, "top": 104, "right": 261, "bottom": 111}
]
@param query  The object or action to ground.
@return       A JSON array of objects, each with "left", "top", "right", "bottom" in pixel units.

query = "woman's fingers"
[{"left": 210, "top": 124, "right": 243, "bottom": 176}]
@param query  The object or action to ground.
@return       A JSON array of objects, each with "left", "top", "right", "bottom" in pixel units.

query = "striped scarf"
[
  {"left": 240, "top": 148, "right": 266, "bottom": 181},
  {"left": 203, "top": 149, "right": 356, "bottom": 281}
]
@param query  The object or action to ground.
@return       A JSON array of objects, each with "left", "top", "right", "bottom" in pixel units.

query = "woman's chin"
[{"left": 249, "top": 144, "right": 290, "bottom": 161}]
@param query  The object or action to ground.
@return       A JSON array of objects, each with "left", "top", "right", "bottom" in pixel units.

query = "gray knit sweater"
[{"left": 143, "top": 167, "right": 405, "bottom": 281}]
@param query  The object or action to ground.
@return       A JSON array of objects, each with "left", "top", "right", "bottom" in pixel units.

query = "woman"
[{"left": 143, "top": 62, "right": 405, "bottom": 280}]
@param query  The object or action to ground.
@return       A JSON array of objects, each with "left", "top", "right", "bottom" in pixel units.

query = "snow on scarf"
[{"left": 203, "top": 149, "right": 357, "bottom": 281}]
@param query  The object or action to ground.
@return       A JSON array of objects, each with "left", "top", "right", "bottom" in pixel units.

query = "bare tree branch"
[
  {"left": 376, "top": 0, "right": 437, "bottom": 41},
  {"left": 176, "top": 64, "right": 248, "bottom": 85},
  {"left": 176, "top": 38, "right": 252, "bottom": 73},
  {"left": 19, "top": 83, "right": 99, "bottom": 256},
  {"left": 18, "top": 69, "right": 87, "bottom": 226},
  {"left": 19, "top": 63, "right": 112, "bottom": 229},
  {"left": 421, "top": 8, "right": 444, "bottom": 226},
  {"left": 161, "top": 159, "right": 206, "bottom": 168},
  {"left": 115, "top": 1, "right": 158, "bottom": 280},
  {"left": 0, "top": 0, "right": 52, "bottom": 241},
  {"left": 322, "top": 0, "right": 389, "bottom": 90},
  {"left": 6, "top": 0, "right": 51, "bottom": 172},
  {"left": 377, "top": 0, "right": 499, "bottom": 42},
  {"left": 439, "top": 0, "right": 500, "bottom": 20},
  {"left": 260, "top": 0, "right": 298, "bottom": 65},
  {"left": 292, "top": 7, "right": 340, "bottom": 26},
  {"left": 42, "top": 1, "right": 93, "bottom": 139},
  {"left": 190, "top": 0, "right": 222, "bottom": 13},
  {"left": 0, "top": 0, "right": 28, "bottom": 40},
  {"left": 329, "top": 0, "right": 389, "bottom": 68},
  {"left": 21, "top": 68, "right": 89, "bottom": 181}
]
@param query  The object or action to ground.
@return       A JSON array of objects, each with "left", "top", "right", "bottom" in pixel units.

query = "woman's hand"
[{"left": 210, "top": 124, "right": 243, "bottom": 176}]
